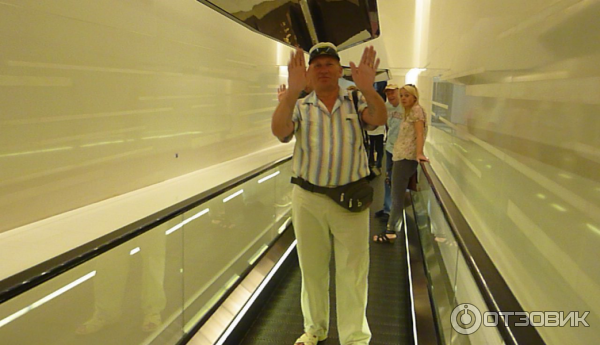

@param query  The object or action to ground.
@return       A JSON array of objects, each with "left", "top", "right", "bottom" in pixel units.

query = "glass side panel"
[
  {"left": 0, "top": 217, "right": 184, "bottom": 345},
  {"left": 0, "top": 160, "right": 293, "bottom": 344},
  {"left": 426, "top": 71, "right": 600, "bottom": 343},
  {"left": 181, "top": 164, "right": 292, "bottom": 330},
  {"left": 275, "top": 162, "right": 293, "bottom": 223},
  {"left": 451, "top": 255, "right": 504, "bottom": 345},
  {"left": 413, "top": 167, "right": 503, "bottom": 344},
  {"left": 412, "top": 186, "right": 458, "bottom": 345}
]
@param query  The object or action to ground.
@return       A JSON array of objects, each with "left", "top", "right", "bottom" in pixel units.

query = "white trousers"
[{"left": 292, "top": 186, "right": 371, "bottom": 345}]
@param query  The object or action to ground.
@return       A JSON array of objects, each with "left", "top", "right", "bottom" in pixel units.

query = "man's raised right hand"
[{"left": 287, "top": 48, "right": 307, "bottom": 96}]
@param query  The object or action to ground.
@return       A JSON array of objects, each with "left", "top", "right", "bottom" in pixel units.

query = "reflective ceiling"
[{"left": 197, "top": 0, "right": 380, "bottom": 52}]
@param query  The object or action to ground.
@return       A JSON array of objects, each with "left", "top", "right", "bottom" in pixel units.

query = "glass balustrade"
[
  {"left": 0, "top": 160, "right": 293, "bottom": 345},
  {"left": 412, "top": 167, "right": 504, "bottom": 345}
]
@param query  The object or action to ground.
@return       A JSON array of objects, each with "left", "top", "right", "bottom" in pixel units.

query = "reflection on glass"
[
  {"left": 412, "top": 180, "right": 457, "bottom": 344},
  {"left": 75, "top": 228, "right": 168, "bottom": 337},
  {"left": 197, "top": 0, "right": 380, "bottom": 51},
  {"left": 412, "top": 168, "right": 502, "bottom": 344},
  {"left": 0, "top": 271, "right": 96, "bottom": 329},
  {"left": 182, "top": 165, "right": 291, "bottom": 330},
  {"left": 0, "top": 217, "right": 183, "bottom": 345},
  {"left": 427, "top": 67, "right": 600, "bottom": 343},
  {"left": 0, "top": 161, "right": 292, "bottom": 344}
]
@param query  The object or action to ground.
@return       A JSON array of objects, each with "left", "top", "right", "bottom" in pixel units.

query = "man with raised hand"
[{"left": 271, "top": 42, "right": 386, "bottom": 345}]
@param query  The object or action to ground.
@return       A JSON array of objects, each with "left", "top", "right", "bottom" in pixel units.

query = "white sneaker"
[{"left": 294, "top": 332, "right": 326, "bottom": 345}]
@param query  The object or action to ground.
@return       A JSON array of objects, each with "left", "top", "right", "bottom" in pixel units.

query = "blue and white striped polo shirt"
[{"left": 291, "top": 87, "right": 370, "bottom": 187}]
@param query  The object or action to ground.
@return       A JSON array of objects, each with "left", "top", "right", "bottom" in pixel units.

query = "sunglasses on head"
[{"left": 312, "top": 46, "right": 337, "bottom": 56}]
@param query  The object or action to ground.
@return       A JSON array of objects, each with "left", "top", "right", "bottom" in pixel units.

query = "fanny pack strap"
[
  {"left": 352, "top": 89, "right": 370, "bottom": 153},
  {"left": 290, "top": 177, "right": 333, "bottom": 194}
]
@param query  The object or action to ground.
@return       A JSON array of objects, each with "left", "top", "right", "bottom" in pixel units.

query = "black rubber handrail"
[
  {"left": 0, "top": 156, "right": 292, "bottom": 304},
  {"left": 419, "top": 162, "right": 545, "bottom": 345}
]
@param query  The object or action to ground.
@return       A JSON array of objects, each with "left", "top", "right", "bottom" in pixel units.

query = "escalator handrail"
[
  {"left": 0, "top": 156, "right": 293, "bottom": 304},
  {"left": 419, "top": 162, "right": 545, "bottom": 345}
]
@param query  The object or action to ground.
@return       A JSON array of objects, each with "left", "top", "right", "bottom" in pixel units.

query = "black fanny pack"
[{"left": 291, "top": 177, "right": 373, "bottom": 212}]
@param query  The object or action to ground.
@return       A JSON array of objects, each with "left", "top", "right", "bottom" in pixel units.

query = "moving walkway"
[{"left": 0, "top": 158, "right": 543, "bottom": 345}]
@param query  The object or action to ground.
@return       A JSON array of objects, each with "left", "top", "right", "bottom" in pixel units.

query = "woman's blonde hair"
[
  {"left": 400, "top": 84, "right": 419, "bottom": 117},
  {"left": 402, "top": 84, "right": 419, "bottom": 100},
  {"left": 400, "top": 84, "right": 419, "bottom": 118}
]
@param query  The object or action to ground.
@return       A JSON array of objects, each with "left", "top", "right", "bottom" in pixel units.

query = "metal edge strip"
[{"left": 404, "top": 189, "right": 441, "bottom": 344}]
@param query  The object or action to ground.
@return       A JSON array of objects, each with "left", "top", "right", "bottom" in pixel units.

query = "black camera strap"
[{"left": 352, "top": 90, "right": 370, "bottom": 152}]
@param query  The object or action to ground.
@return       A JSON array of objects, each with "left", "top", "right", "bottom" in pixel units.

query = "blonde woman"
[{"left": 374, "top": 84, "right": 429, "bottom": 243}]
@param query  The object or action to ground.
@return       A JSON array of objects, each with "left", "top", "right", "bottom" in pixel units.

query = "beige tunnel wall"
[
  {"left": 415, "top": 0, "right": 600, "bottom": 344},
  {"left": 0, "top": 1, "right": 292, "bottom": 233}
]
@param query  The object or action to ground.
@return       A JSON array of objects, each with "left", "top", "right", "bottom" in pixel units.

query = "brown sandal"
[{"left": 373, "top": 231, "right": 396, "bottom": 244}]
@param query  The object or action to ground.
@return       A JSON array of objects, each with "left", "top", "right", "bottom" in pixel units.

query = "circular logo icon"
[{"left": 451, "top": 303, "right": 482, "bottom": 335}]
